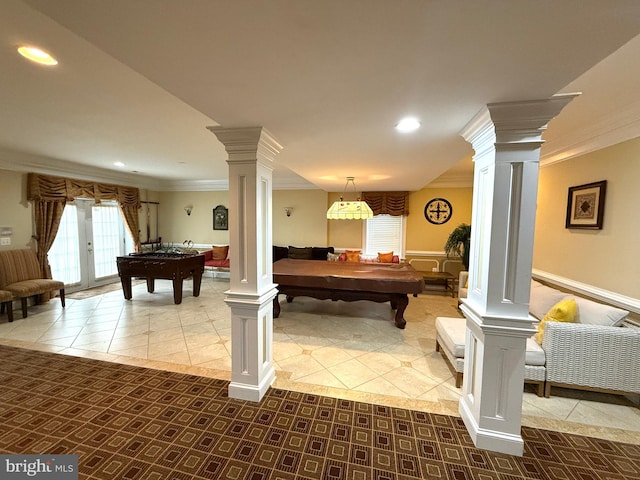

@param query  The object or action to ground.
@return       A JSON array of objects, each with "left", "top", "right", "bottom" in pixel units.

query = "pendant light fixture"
[{"left": 326, "top": 177, "right": 374, "bottom": 220}]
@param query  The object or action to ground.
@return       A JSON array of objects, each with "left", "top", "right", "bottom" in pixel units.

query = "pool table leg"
[
  {"left": 392, "top": 294, "right": 408, "bottom": 329},
  {"left": 273, "top": 294, "right": 281, "bottom": 318}
]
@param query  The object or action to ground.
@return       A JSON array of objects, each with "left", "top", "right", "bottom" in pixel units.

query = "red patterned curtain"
[{"left": 361, "top": 191, "right": 409, "bottom": 216}]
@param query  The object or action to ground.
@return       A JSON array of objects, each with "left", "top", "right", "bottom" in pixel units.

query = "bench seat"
[
  {"left": 435, "top": 316, "right": 546, "bottom": 396},
  {"left": 0, "top": 249, "right": 65, "bottom": 319}
]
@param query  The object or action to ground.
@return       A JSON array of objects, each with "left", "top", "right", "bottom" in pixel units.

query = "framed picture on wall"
[
  {"left": 565, "top": 180, "right": 606, "bottom": 229},
  {"left": 213, "top": 205, "right": 228, "bottom": 230}
]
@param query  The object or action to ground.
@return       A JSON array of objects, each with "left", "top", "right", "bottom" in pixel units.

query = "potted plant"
[{"left": 444, "top": 223, "right": 471, "bottom": 271}]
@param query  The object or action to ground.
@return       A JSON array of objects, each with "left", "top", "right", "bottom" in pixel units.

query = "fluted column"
[
  {"left": 458, "top": 94, "right": 577, "bottom": 455},
  {"left": 208, "top": 126, "right": 283, "bottom": 402}
]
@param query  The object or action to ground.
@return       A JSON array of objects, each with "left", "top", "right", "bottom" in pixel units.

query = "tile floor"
[{"left": 0, "top": 276, "right": 638, "bottom": 445}]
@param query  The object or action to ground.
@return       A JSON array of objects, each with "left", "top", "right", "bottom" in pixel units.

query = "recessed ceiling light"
[
  {"left": 395, "top": 117, "right": 421, "bottom": 133},
  {"left": 17, "top": 46, "right": 58, "bottom": 66},
  {"left": 114, "top": 161, "right": 125, "bottom": 167}
]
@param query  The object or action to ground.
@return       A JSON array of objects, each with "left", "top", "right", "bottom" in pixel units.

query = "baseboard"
[{"left": 459, "top": 397, "right": 525, "bottom": 456}]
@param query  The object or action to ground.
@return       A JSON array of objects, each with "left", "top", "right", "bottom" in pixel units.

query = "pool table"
[{"left": 272, "top": 258, "right": 424, "bottom": 329}]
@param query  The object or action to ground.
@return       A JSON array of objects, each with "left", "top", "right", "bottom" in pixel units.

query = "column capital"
[
  {"left": 461, "top": 93, "right": 580, "bottom": 154},
  {"left": 207, "top": 126, "right": 283, "bottom": 165}
]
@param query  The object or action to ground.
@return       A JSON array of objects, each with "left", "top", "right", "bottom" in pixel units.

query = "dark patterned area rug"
[{"left": 0, "top": 345, "right": 639, "bottom": 480}]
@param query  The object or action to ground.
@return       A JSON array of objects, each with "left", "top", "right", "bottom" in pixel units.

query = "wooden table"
[
  {"left": 116, "top": 252, "right": 204, "bottom": 304},
  {"left": 421, "top": 271, "right": 455, "bottom": 297},
  {"left": 272, "top": 259, "right": 424, "bottom": 329}
]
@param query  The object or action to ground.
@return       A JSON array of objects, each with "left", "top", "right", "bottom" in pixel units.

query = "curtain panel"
[
  {"left": 27, "top": 173, "right": 142, "bottom": 279},
  {"left": 361, "top": 191, "right": 409, "bottom": 216}
]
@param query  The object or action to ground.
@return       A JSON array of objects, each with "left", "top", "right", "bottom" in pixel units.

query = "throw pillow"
[
  {"left": 535, "top": 297, "right": 577, "bottom": 344},
  {"left": 312, "top": 246, "right": 334, "bottom": 261},
  {"left": 327, "top": 252, "right": 340, "bottom": 262},
  {"left": 345, "top": 250, "right": 361, "bottom": 262},
  {"left": 378, "top": 251, "right": 394, "bottom": 263},
  {"left": 212, "top": 245, "right": 229, "bottom": 260}
]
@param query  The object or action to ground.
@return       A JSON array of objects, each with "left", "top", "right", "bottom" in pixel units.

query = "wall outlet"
[
  {"left": 0, "top": 237, "right": 10, "bottom": 246},
  {"left": 432, "top": 267, "right": 438, "bottom": 272}
]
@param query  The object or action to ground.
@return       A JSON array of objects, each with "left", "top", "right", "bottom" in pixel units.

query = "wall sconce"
[
  {"left": 284, "top": 207, "right": 294, "bottom": 217},
  {"left": 184, "top": 206, "right": 193, "bottom": 216}
]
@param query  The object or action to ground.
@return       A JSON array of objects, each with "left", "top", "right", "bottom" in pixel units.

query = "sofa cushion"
[
  {"left": 574, "top": 296, "right": 628, "bottom": 327},
  {"left": 529, "top": 280, "right": 569, "bottom": 321},
  {"left": 211, "top": 245, "right": 229, "bottom": 260},
  {"left": 535, "top": 298, "right": 577, "bottom": 344},
  {"left": 436, "top": 316, "right": 545, "bottom": 365},
  {"left": 288, "top": 246, "right": 313, "bottom": 260}
]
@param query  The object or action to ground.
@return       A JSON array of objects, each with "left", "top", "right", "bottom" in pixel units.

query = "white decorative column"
[
  {"left": 208, "top": 126, "right": 283, "bottom": 402},
  {"left": 458, "top": 94, "right": 577, "bottom": 455}
]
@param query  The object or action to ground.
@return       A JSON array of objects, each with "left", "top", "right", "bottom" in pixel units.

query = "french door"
[{"left": 49, "top": 199, "right": 134, "bottom": 292}]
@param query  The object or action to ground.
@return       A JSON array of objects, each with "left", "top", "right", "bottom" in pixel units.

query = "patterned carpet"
[{"left": 1, "top": 345, "right": 639, "bottom": 480}]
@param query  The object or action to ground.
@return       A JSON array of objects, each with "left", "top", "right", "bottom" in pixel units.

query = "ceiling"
[{"left": 1, "top": 0, "right": 639, "bottom": 193}]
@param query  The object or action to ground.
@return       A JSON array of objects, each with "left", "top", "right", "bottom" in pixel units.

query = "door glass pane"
[
  {"left": 92, "top": 203, "right": 122, "bottom": 279},
  {"left": 49, "top": 205, "right": 81, "bottom": 284}
]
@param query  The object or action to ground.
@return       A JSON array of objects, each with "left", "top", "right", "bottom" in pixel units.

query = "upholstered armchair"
[{"left": 458, "top": 271, "right": 468, "bottom": 302}]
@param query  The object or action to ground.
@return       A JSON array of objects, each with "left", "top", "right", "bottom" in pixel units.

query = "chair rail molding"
[{"left": 532, "top": 269, "right": 640, "bottom": 315}]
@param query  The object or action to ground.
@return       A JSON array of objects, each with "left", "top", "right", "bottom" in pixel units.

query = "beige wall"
[
  {"left": 0, "top": 171, "right": 33, "bottom": 251},
  {"left": 157, "top": 190, "right": 230, "bottom": 247},
  {"left": 325, "top": 187, "right": 474, "bottom": 257},
  {"left": 273, "top": 190, "right": 328, "bottom": 247},
  {"left": 406, "top": 187, "right": 473, "bottom": 253},
  {"left": 534, "top": 137, "right": 640, "bottom": 298}
]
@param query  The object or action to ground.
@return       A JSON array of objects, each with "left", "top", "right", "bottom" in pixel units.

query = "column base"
[
  {"left": 459, "top": 395, "right": 524, "bottom": 456},
  {"left": 229, "top": 366, "right": 276, "bottom": 402}
]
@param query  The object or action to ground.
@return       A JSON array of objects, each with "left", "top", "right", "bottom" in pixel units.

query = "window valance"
[
  {"left": 361, "top": 191, "right": 409, "bottom": 216},
  {"left": 27, "top": 173, "right": 140, "bottom": 208}
]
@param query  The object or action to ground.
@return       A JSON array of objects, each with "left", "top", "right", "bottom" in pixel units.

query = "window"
[
  {"left": 49, "top": 205, "right": 81, "bottom": 284},
  {"left": 364, "top": 214, "right": 405, "bottom": 258}
]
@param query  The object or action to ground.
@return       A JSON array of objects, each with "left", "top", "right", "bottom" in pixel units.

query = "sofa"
[
  {"left": 450, "top": 273, "right": 639, "bottom": 398},
  {"left": 203, "top": 245, "right": 230, "bottom": 271},
  {"left": 273, "top": 245, "right": 335, "bottom": 262},
  {"left": 0, "top": 249, "right": 65, "bottom": 319},
  {"left": 531, "top": 280, "right": 638, "bottom": 398}
]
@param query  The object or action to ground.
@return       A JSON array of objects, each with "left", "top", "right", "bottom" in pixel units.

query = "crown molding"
[
  {"left": 0, "top": 147, "right": 164, "bottom": 190},
  {"left": 426, "top": 172, "right": 474, "bottom": 188},
  {"left": 541, "top": 99, "right": 640, "bottom": 166}
]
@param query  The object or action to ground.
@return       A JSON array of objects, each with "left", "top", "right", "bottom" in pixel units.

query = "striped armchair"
[{"left": 0, "top": 249, "right": 65, "bottom": 319}]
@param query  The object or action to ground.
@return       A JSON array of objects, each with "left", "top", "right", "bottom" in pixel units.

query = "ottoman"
[{"left": 435, "top": 316, "right": 546, "bottom": 396}]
